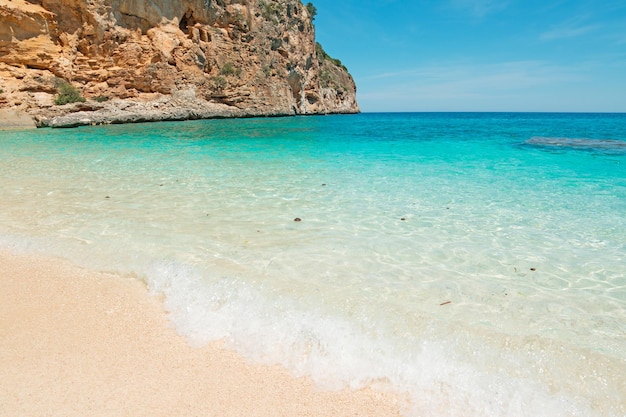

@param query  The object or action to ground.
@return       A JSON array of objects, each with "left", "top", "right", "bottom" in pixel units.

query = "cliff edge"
[{"left": 0, "top": 0, "right": 358, "bottom": 127}]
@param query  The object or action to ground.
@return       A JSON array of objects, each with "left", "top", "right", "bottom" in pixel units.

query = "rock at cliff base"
[{"left": 0, "top": 109, "right": 36, "bottom": 129}]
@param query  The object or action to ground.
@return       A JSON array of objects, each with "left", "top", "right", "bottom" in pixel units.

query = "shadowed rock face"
[{"left": 0, "top": 0, "right": 358, "bottom": 127}]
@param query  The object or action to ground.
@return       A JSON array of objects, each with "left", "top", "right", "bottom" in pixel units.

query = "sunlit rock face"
[{"left": 0, "top": 0, "right": 358, "bottom": 125}]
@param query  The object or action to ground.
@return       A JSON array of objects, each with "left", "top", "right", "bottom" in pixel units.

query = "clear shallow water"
[{"left": 1, "top": 113, "right": 625, "bottom": 416}]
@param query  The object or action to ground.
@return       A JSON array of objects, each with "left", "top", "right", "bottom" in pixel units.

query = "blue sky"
[{"left": 311, "top": 0, "right": 626, "bottom": 112}]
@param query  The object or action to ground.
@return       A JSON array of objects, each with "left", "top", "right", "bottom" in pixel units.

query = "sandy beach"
[{"left": 0, "top": 250, "right": 405, "bottom": 417}]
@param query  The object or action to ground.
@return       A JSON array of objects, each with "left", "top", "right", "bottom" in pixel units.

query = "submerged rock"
[{"left": 526, "top": 136, "right": 626, "bottom": 150}]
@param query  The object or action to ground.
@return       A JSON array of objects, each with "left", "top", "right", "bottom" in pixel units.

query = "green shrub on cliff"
[
  {"left": 212, "top": 76, "right": 227, "bottom": 91},
  {"left": 54, "top": 78, "right": 85, "bottom": 105},
  {"left": 315, "top": 42, "right": 347, "bottom": 71},
  {"left": 260, "top": 1, "right": 283, "bottom": 21},
  {"left": 219, "top": 62, "right": 241, "bottom": 77},
  {"left": 306, "top": 2, "right": 317, "bottom": 21}
]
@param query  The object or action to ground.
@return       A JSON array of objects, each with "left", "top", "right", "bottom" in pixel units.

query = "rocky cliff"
[{"left": 0, "top": 0, "right": 358, "bottom": 127}]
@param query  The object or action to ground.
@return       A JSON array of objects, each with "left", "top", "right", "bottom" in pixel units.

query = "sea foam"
[{"left": 144, "top": 257, "right": 622, "bottom": 417}]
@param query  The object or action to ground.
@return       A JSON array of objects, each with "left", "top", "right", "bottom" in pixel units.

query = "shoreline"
[
  {"left": 0, "top": 92, "right": 359, "bottom": 130},
  {"left": 0, "top": 250, "right": 405, "bottom": 416}
]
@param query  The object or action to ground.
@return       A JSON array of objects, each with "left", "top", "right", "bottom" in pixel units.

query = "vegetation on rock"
[
  {"left": 306, "top": 2, "right": 317, "bottom": 21},
  {"left": 316, "top": 42, "right": 346, "bottom": 71},
  {"left": 54, "top": 79, "right": 85, "bottom": 105},
  {"left": 259, "top": 0, "right": 284, "bottom": 22},
  {"left": 1, "top": 0, "right": 359, "bottom": 120},
  {"left": 212, "top": 76, "right": 228, "bottom": 92},
  {"left": 219, "top": 62, "right": 241, "bottom": 77}
]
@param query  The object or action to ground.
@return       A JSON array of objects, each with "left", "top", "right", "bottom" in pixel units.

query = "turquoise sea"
[{"left": 1, "top": 112, "right": 625, "bottom": 417}]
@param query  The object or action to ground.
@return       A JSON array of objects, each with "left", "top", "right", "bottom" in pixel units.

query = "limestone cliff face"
[{"left": 0, "top": 0, "right": 358, "bottom": 126}]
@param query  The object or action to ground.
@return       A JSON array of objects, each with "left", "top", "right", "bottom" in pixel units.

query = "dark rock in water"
[
  {"left": 526, "top": 137, "right": 626, "bottom": 150},
  {"left": 294, "top": 217, "right": 302, "bottom": 222}
]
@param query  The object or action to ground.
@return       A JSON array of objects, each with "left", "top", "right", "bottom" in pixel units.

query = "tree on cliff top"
[{"left": 306, "top": 2, "right": 317, "bottom": 21}]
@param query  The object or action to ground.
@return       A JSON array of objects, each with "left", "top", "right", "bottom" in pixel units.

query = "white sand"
[{"left": 0, "top": 250, "right": 406, "bottom": 416}]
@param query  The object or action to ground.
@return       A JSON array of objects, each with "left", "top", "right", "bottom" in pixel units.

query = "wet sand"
[{"left": 0, "top": 250, "right": 405, "bottom": 417}]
